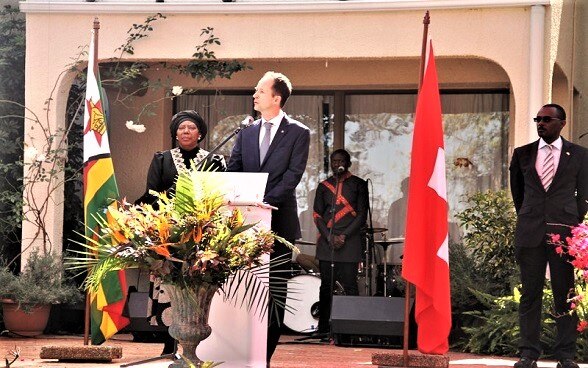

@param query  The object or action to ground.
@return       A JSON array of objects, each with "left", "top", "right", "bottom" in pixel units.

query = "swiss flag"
[{"left": 401, "top": 41, "right": 452, "bottom": 354}]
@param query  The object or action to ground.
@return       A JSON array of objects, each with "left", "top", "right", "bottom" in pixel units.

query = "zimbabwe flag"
[{"left": 83, "top": 28, "right": 129, "bottom": 345}]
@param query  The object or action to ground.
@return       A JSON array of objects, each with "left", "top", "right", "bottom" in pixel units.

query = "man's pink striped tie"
[{"left": 541, "top": 144, "right": 554, "bottom": 190}]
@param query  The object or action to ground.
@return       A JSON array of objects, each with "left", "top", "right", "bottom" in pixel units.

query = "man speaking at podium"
[{"left": 227, "top": 71, "right": 310, "bottom": 365}]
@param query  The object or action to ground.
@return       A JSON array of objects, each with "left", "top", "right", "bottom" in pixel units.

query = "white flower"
[
  {"left": 35, "top": 153, "right": 47, "bottom": 162},
  {"left": 172, "top": 86, "right": 183, "bottom": 96},
  {"left": 126, "top": 120, "right": 146, "bottom": 133},
  {"left": 24, "top": 146, "right": 38, "bottom": 160}
]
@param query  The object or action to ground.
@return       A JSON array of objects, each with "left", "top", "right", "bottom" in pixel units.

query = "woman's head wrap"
[{"left": 169, "top": 110, "right": 207, "bottom": 142}]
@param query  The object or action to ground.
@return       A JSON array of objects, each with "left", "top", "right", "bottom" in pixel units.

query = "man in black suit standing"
[
  {"left": 510, "top": 103, "right": 588, "bottom": 368},
  {"left": 227, "top": 71, "right": 310, "bottom": 365}
]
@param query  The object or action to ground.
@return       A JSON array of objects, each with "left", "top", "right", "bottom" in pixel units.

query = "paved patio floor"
[{"left": 0, "top": 333, "right": 583, "bottom": 368}]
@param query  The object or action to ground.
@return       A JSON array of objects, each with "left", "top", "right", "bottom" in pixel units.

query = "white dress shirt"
[
  {"left": 535, "top": 136, "right": 562, "bottom": 177},
  {"left": 259, "top": 110, "right": 284, "bottom": 149}
]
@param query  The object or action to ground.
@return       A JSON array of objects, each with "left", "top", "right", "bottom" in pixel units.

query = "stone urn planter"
[
  {"left": 1, "top": 299, "right": 51, "bottom": 336},
  {"left": 161, "top": 282, "right": 219, "bottom": 368}
]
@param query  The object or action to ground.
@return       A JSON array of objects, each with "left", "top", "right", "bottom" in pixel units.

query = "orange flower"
[
  {"left": 192, "top": 225, "right": 203, "bottom": 243},
  {"left": 149, "top": 243, "right": 172, "bottom": 258},
  {"left": 111, "top": 230, "right": 128, "bottom": 244},
  {"left": 179, "top": 226, "right": 202, "bottom": 244}
]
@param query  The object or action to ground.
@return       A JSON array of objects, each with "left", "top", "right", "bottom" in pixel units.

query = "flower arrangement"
[
  {"left": 71, "top": 170, "right": 283, "bottom": 294},
  {"left": 68, "top": 169, "right": 288, "bottom": 368},
  {"left": 549, "top": 215, "right": 588, "bottom": 333}
]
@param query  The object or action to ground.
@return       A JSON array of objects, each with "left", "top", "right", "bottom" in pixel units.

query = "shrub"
[
  {"left": 0, "top": 250, "right": 81, "bottom": 312},
  {"left": 451, "top": 190, "right": 518, "bottom": 348},
  {"left": 0, "top": 5, "right": 25, "bottom": 268},
  {"left": 458, "top": 281, "right": 588, "bottom": 362},
  {"left": 455, "top": 190, "right": 518, "bottom": 295},
  {"left": 460, "top": 287, "right": 520, "bottom": 356}
]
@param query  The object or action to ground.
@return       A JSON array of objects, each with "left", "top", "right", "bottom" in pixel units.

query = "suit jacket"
[
  {"left": 227, "top": 114, "right": 310, "bottom": 242},
  {"left": 509, "top": 138, "right": 588, "bottom": 248}
]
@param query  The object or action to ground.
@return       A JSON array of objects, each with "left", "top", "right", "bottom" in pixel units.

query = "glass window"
[
  {"left": 285, "top": 95, "right": 334, "bottom": 244},
  {"left": 177, "top": 91, "right": 509, "bottom": 247},
  {"left": 176, "top": 93, "right": 252, "bottom": 158},
  {"left": 345, "top": 92, "right": 509, "bottom": 242}
]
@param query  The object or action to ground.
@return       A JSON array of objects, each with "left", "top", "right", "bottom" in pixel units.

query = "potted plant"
[
  {"left": 0, "top": 249, "right": 82, "bottom": 336},
  {"left": 69, "top": 170, "right": 291, "bottom": 367}
]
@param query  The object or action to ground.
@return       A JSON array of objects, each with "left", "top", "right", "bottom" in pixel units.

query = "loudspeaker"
[
  {"left": 330, "top": 296, "right": 414, "bottom": 338},
  {"left": 126, "top": 291, "right": 166, "bottom": 335}
]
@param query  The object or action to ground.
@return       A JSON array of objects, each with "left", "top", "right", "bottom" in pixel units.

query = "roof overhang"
[{"left": 20, "top": 0, "right": 551, "bottom": 14}]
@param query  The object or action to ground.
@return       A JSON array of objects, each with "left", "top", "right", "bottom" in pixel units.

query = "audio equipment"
[{"left": 330, "top": 295, "right": 415, "bottom": 347}]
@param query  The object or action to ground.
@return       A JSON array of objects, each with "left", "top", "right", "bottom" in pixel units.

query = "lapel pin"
[
  {"left": 280, "top": 130, "right": 285, "bottom": 133},
  {"left": 566, "top": 152, "right": 570, "bottom": 156}
]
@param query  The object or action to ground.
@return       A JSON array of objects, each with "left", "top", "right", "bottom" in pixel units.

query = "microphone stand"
[
  {"left": 194, "top": 123, "right": 252, "bottom": 171},
  {"left": 120, "top": 343, "right": 180, "bottom": 367},
  {"left": 327, "top": 170, "right": 341, "bottom": 340},
  {"left": 365, "top": 178, "right": 375, "bottom": 296}
]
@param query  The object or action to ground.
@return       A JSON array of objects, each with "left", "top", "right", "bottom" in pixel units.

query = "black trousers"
[
  {"left": 318, "top": 260, "right": 359, "bottom": 333},
  {"left": 516, "top": 242, "right": 578, "bottom": 360}
]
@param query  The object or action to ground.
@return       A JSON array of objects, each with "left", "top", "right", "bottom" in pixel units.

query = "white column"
[{"left": 527, "top": 4, "right": 546, "bottom": 142}]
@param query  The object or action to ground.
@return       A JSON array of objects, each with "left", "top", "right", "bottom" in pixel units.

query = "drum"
[{"left": 284, "top": 274, "right": 320, "bottom": 334}]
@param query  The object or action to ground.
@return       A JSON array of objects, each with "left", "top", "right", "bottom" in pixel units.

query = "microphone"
[
  {"left": 241, "top": 115, "right": 254, "bottom": 128},
  {"left": 337, "top": 166, "right": 345, "bottom": 173}
]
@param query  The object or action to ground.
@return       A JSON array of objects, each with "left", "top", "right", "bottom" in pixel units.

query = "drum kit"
[
  {"left": 370, "top": 234, "right": 405, "bottom": 298},
  {"left": 284, "top": 229, "right": 405, "bottom": 334}
]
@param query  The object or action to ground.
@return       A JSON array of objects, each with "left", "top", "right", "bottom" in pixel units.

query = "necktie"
[
  {"left": 540, "top": 144, "right": 554, "bottom": 190},
  {"left": 259, "top": 122, "right": 272, "bottom": 164}
]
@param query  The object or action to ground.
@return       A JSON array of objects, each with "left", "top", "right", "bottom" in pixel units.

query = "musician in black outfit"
[{"left": 313, "top": 149, "right": 368, "bottom": 335}]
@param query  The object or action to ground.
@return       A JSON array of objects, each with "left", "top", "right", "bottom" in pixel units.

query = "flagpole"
[
  {"left": 83, "top": 17, "right": 100, "bottom": 347},
  {"left": 402, "top": 10, "right": 430, "bottom": 367},
  {"left": 418, "top": 11, "right": 430, "bottom": 91}
]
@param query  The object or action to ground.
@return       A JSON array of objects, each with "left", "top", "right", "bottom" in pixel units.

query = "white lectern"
[{"left": 195, "top": 172, "right": 271, "bottom": 368}]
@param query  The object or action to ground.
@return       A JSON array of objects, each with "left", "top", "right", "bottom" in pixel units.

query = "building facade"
[{"left": 19, "top": 0, "right": 587, "bottom": 254}]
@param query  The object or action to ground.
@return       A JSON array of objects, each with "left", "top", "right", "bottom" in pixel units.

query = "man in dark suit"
[
  {"left": 510, "top": 103, "right": 588, "bottom": 368},
  {"left": 227, "top": 71, "right": 310, "bottom": 365}
]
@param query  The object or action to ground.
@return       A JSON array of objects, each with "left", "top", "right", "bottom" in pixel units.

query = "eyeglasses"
[{"left": 533, "top": 116, "right": 563, "bottom": 123}]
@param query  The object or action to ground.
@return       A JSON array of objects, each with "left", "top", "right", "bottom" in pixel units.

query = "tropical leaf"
[
  {"left": 66, "top": 163, "right": 299, "bottom": 327},
  {"left": 222, "top": 252, "right": 296, "bottom": 322}
]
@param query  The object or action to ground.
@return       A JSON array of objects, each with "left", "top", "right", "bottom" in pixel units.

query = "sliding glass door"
[{"left": 344, "top": 92, "right": 509, "bottom": 242}]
